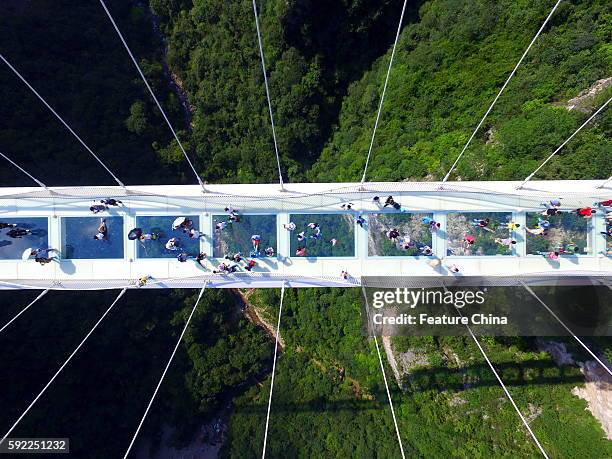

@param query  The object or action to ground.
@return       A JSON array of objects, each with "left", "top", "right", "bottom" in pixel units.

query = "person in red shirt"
[
  {"left": 463, "top": 234, "right": 475, "bottom": 247},
  {"left": 576, "top": 207, "right": 596, "bottom": 217}
]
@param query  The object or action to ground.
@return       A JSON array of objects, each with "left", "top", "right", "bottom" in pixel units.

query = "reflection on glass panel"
[
  {"left": 289, "top": 214, "right": 354, "bottom": 257},
  {"left": 368, "top": 213, "right": 433, "bottom": 256},
  {"left": 447, "top": 212, "right": 514, "bottom": 256},
  {"left": 62, "top": 217, "right": 124, "bottom": 259},
  {"left": 135, "top": 216, "right": 202, "bottom": 258},
  {"left": 526, "top": 211, "right": 589, "bottom": 255},
  {"left": 213, "top": 214, "right": 277, "bottom": 258},
  {"left": 0, "top": 218, "right": 48, "bottom": 259}
]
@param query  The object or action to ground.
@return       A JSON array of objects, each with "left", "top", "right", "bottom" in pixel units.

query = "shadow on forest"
[{"left": 235, "top": 359, "right": 583, "bottom": 414}]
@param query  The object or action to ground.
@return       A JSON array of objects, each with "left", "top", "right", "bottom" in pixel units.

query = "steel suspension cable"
[
  {"left": 521, "top": 282, "right": 612, "bottom": 377},
  {"left": 597, "top": 175, "right": 612, "bottom": 189},
  {"left": 0, "top": 53, "right": 125, "bottom": 188},
  {"left": 463, "top": 320, "right": 549, "bottom": 458},
  {"left": 0, "top": 288, "right": 126, "bottom": 448},
  {"left": 124, "top": 285, "right": 207, "bottom": 458},
  {"left": 262, "top": 282, "right": 285, "bottom": 459},
  {"left": 361, "top": 287, "right": 406, "bottom": 459},
  {"left": 0, "top": 289, "right": 49, "bottom": 334},
  {"left": 0, "top": 151, "right": 48, "bottom": 189},
  {"left": 360, "top": 0, "right": 408, "bottom": 187},
  {"left": 442, "top": 0, "right": 562, "bottom": 183},
  {"left": 251, "top": 0, "right": 284, "bottom": 190},
  {"left": 518, "top": 96, "right": 611, "bottom": 189},
  {"left": 98, "top": 0, "right": 205, "bottom": 190}
]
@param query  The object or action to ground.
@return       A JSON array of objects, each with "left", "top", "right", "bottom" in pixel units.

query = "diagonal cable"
[
  {"left": 0, "top": 151, "right": 48, "bottom": 189},
  {"left": 0, "top": 289, "right": 49, "bottom": 334},
  {"left": 597, "top": 175, "right": 612, "bottom": 189},
  {"left": 98, "top": 0, "right": 205, "bottom": 190},
  {"left": 251, "top": 0, "right": 284, "bottom": 190},
  {"left": 521, "top": 282, "right": 612, "bottom": 377},
  {"left": 262, "top": 282, "right": 286, "bottom": 458},
  {"left": 519, "top": 96, "right": 611, "bottom": 189},
  {"left": 0, "top": 53, "right": 125, "bottom": 188},
  {"left": 361, "top": 287, "right": 406, "bottom": 459},
  {"left": 361, "top": 0, "right": 408, "bottom": 186},
  {"left": 123, "top": 285, "right": 207, "bottom": 458},
  {"left": 0, "top": 288, "right": 126, "bottom": 448},
  {"left": 442, "top": 0, "right": 562, "bottom": 183}
]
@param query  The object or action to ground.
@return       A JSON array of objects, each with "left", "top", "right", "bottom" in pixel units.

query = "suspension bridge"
[{"left": 1, "top": 0, "right": 611, "bottom": 457}]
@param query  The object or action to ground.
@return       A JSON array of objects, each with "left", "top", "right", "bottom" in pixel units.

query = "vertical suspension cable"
[
  {"left": 521, "top": 282, "right": 612, "bottom": 377},
  {"left": 0, "top": 289, "right": 49, "bottom": 334},
  {"left": 261, "top": 282, "right": 285, "bottom": 459},
  {"left": 442, "top": 0, "right": 562, "bottom": 183},
  {"left": 361, "top": 287, "right": 406, "bottom": 459},
  {"left": 251, "top": 0, "right": 284, "bottom": 190},
  {"left": 98, "top": 0, "right": 205, "bottom": 191},
  {"left": 0, "top": 151, "right": 48, "bottom": 189},
  {"left": 0, "top": 53, "right": 125, "bottom": 188},
  {"left": 0, "top": 288, "right": 126, "bottom": 448},
  {"left": 360, "top": 0, "right": 408, "bottom": 187},
  {"left": 518, "top": 97, "right": 611, "bottom": 189},
  {"left": 123, "top": 285, "right": 207, "bottom": 458}
]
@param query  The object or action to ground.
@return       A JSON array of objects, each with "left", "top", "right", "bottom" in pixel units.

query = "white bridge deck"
[{"left": 0, "top": 180, "right": 610, "bottom": 289}]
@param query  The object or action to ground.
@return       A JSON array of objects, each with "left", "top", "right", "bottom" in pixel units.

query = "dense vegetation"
[{"left": 0, "top": 0, "right": 610, "bottom": 458}]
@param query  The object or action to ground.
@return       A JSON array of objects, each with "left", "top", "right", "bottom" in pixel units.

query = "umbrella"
[
  {"left": 128, "top": 228, "right": 143, "bottom": 240},
  {"left": 172, "top": 217, "right": 186, "bottom": 230},
  {"left": 22, "top": 247, "right": 34, "bottom": 260}
]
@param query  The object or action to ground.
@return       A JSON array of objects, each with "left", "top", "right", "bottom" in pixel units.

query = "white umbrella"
[
  {"left": 172, "top": 217, "right": 186, "bottom": 230},
  {"left": 22, "top": 247, "right": 34, "bottom": 260}
]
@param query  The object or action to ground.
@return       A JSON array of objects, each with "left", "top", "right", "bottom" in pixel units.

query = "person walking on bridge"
[
  {"left": 93, "top": 218, "right": 108, "bottom": 241},
  {"left": 0, "top": 222, "right": 17, "bottom": 230}
]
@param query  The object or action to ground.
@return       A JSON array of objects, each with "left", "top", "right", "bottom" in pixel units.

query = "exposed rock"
[
  {"left": 565, "top": 77, "right": 612, "bottom": 113},
  {"left": 525, "top": 403, "right": 542, "bottom": 424},
  {"left": 449, "top": 393, "right": 467, "bottom": 407},
  {"left": 537, "top": 339, "right": 575, "bottom": 366},
  {"left": 572, "top": 359, "right": 612, "bottom": 440}
]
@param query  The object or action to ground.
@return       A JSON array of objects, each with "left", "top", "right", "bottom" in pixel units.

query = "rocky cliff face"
[{"left": 572, "top": 359, "right": 612, "bottom": 440}]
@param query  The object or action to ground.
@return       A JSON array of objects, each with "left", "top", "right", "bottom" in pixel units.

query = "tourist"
[
  {"left": 494, "top": 237, "right": 516, "bottom": 247},
  {"left": 307, "top": 222, "right": 319, "bottom": 230},
  {"left": 165, "top": 237, "right": 180, "bottom": 251},
  {"left": 251, "top": 234, "right": 261, "bottom": 250},
  {"left": 330, "top": 238, "right": 337, "bottom": 246},
  {"left": 446, "top": 264, "right": 460, "bottom": 273},
  {"left": 400, "top": 235, "right": 412, "bottom": 250},
  {"left": 137, "top": 275, "right": 151, "bottom": 288},
  {"left": 89, "top": 203, "right": 108, "bottom": 214},
  {"left": 341, "top": 270, "right": 349, "bottom": 280},
  {"left": 188, "top": 228, "right": 204, "bottom": 239},
  {"left": 226, "top": 252, "right": 243, "bottom": 263},
  {"left": 429, "top": 220, "right": 441, "bottom": 232},
  {"left": 213, "top": 262, "right": 229, "bottom": 274},
  {"left": 177, "top": 252, "right": 189, "bottom": 262},
  {"left": 356, "top": 216, "right": 366, "bottom": 227},
  {"left": 594, "top": 199, "right": 612, "bottom": 208},
  {"left": 373, "top": 196, "right": 381, "bottom": 207},
  {"left": 576, "top": 207, "right": 596, "bottom": 218},
  {"left": 93, "top": 218, "right": 108, "bottom": 241},
  {"left": 215, "top": 221, "right": 228, "bottom": 231},
  {"left": 100, "top": 198, "right": 123, "bottom": 207},
  {"left": 384, "top": 196, "right": 400, "bottom": 209},
  {"left": 264, "top": 247, "right": 274, "bottom": 257},
  {"left": 196, "top": 252, "right": 207, "bottom": 268},
  {"left": 421, "top": 216, "right": 433, "bottom": 225},
  {"left": 537, "top": 218, "right": 551, "bottom": 230},
  {"left": 34, "top": 255, "right": 55, "bottom": 265},
  {"left": 245, "top": 259, "right": 256, "bottom": 271},
  {"left": 296, "top": 247, "right": 306, "bottom": 257},
  {"left": 499, "top": 221, "right": 520, "bottom": 230},
  {"left": 229, "top": 214, "right": 241, "bottom": 223},
  {"left": 0, "top": 222, "right": 17, "bottom": 230},
  {"left": 526, "top": 226, "right": 546, "bottom": 236},
  {"left": 297, "top": 231, "right": 306, "bottom": 242},
  {"left": 541, "top": 207, "right": 561, "bottom": 217},
  {"left": 546, "top": 251, "right": 560, "bottom": 260},
  {"left": 139, "top": 232, "right": 159, "bottom": 242},
  {"left": 601, "top": 228, "right": 612, "bottom": 237},
  {"left": 341, "top": 203, "right": 354, "bottom": 210},
  {"left": 386, "top": 228, "right": 400, "bottom": 241},
  {"left": 283, "top": 222, "right": 296, "bottom": 231},
  {"left": 471, "top": 218, "right": 490, "bottom": 228},
  {"left": 419, "top": 245, "right": 433, "bottom": 256},
  {"left": 463, "top": 234, "right": 475, "bottom": 247}
]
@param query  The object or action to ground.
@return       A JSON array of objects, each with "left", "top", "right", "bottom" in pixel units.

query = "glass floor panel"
[
  {"left": 0, "top": 217, "right": 49, "bottom": 260},
  {"left": 289, "top": 214, "right": 354, "bottom": 257},
  {"left": 135, "top": 216, "right": 201, "bottom": 258},
  {"left": 368, "top": 213, "right": 433, "bottom": 256},
  {"left": 213, "top": 214, "right": 277, "bottom": 258},
  {"left": 526, "top": 211, "right": 589, "bottom": 255},
  {"left": 61, "top": 217, "right": 124, "bottom": 259},
  {"left": 447, "top": 212, "right": 514, "bottom": 256}
]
